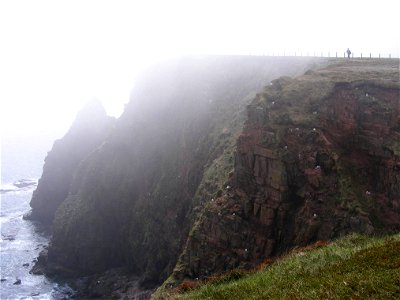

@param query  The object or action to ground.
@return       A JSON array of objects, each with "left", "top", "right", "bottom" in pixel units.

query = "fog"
[{"left": 0, "top": 0, "right": 399, "bottom": 138}]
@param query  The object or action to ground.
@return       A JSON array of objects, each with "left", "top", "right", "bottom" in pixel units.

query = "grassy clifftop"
[{"left": 163, "top": 233, "right": 400, "bottom": 299}]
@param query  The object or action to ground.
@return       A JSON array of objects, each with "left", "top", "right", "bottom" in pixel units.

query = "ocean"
[{"left": 1, "top": 133, "right": 74, "bottom": 299}]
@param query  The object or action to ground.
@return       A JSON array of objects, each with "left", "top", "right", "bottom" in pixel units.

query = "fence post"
[
  {"left": 370, "top": 53, "right": 371, "bottom": 58},
  {"left": 389, "top": 54, "right": 391, "bottom": 59},
  {"left": 379, "top": 53, "right": 381, "bottom": 58},
  {"left": 361, "top": 53, "right": 362, "bottom": 59},
  {"left": 336, "top": 52, "right": 337, "bottom": 58}
]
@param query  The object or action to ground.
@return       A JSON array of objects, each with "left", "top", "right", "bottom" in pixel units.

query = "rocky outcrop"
[
  {"left": 171, "top": 59, "right": 400, "bottom": 281},
  {"left": 31, "top": 57, "right": 399, "bottom": 297},
  {"left": 26, "top": 100, "right": 115, "bottom": 224},
  {"left": 34, "top": 56, "right": 317, "bottom": 289}
]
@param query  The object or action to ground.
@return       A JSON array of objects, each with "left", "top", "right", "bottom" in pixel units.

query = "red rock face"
[
  {"left": 321, "top": 84, "right": 399, "bottom": 197},
  {"left": 38, "top": 56, "right": 319, "bottom": 285},
  {"left": 173, "top": 75, "right": 400, "bottom": 281}
]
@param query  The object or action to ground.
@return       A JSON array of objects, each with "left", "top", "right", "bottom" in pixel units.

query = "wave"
[{"left": 0, "top": 179, "right": 38, "bottom": 195}]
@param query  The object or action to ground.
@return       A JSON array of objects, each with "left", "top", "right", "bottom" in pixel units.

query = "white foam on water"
[{"left": 1, "top": 190, "right": 74, "bottom": 299}]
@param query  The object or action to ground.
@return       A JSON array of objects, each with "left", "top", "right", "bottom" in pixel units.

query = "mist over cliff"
[
  {"left": 26, "top": 100, "right": 115, "bottom": 224},
  {"left": 28, "top": 56, "right": 399, "bottom": 298}
]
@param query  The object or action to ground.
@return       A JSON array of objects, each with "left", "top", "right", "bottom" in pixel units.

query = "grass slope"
[{"left": 168, "top": 234, "right": 400, "bottom": 299}]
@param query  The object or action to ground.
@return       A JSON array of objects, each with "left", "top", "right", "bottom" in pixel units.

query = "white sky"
[{"left": 0, "top": 0, "right": 399, "bottom": 137}]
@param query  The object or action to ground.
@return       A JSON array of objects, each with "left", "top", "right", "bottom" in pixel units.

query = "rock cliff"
[
  {"left": 26, "top": 100, "right": 115, "bottom": 224},
  {"left": 34, "top": 56, "right": 317, "bottom": 289},
  {"left": 30, "top": 57, "right": 399, "bottom": 297},
  {"left": 171, "top": 59, "right": 400, "bottom": 282}
]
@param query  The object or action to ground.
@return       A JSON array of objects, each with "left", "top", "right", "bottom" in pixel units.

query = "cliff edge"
[
  {"left": 29, "top": 57, "right": 399, "bottom": 298},
  {"left": 170, "top": 59, "right": 399, "bottom": 284}
]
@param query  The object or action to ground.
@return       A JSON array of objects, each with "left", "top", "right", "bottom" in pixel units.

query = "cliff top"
[
  {"left": 316, "top": 59, "right": 399, "bottom": 85},
  {"left": 260, "top": 58, "right": 399, "bottom": 103},
  {"left": 72, "top": 99, "right": 108, "bottom": 126},
  {"left": 167, "top": 233, "right": 400, "bottom": 299}
]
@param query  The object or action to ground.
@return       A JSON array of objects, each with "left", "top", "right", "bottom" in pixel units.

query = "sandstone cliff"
[
  {"left": 171, "top": 59, "right": 400, "bottom": 283},
  {"left": 35, "top": 57, "right": 317, "bottom": 289},
  {"left": 30, "top": 57, "right": 399, "bottom": 298}
]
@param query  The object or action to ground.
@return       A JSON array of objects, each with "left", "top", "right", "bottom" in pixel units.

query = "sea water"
[
  {"left": 1, "top": 133, "right": 74, "bottom": 299},
  {"left": 0, "top": 188, "right": 75, "bottom": 299}
]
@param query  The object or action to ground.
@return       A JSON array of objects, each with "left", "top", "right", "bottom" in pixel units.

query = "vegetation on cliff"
[
  {"left": 27, "top": 100, "right": 115, "bottom": 224},
  {"left": 160, "top": 233, "right": 400, "bottom": 299},
  {"left": 30, "top": 57, "right": 399, "bottom": 298},
  {"left": 36, "top": 56, "right": 318, "bottom": 288},
  {"left": 168, "top": 58, "right": 399, "bottom": 285}
]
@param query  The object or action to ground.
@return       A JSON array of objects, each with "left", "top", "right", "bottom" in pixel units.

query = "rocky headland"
[
  {"left": 170, "top": 59, "right": 400, "bottom": 286},
  {"left": 28, "top": 56, "right": 399, "bottom": 298},
  {"left": 25, "top": 99, "right": 115, "bottom": 224}
]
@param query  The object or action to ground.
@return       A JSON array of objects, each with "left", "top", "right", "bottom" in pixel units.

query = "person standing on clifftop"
[{"left": 346, "top": 48, "right": 351, "bottom": 58}]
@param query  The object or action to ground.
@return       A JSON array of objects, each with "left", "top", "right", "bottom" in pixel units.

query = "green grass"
[
  {"left": 165, "top": 233, "right": 400, "bottom": 299},
  {"left": 389, "top": 140, "right": 400, "bottom": 156}
]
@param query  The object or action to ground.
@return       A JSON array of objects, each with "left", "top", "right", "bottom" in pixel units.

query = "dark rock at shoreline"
[
  {"left": 30, "top": 247, "right": 76, "bottom": 278},
  {"left": 2, "top": 234, "right": 16, "bottom": 241},
  {"left": 0, "top": 179, "right": 37, "bottom": 194},
  {"left": 13, "top": 179, "right": 37, "bottom": 189},
  {"left": 30, "top": 249, "right": 48, "bottom": 276},
  {"left": 13, "top": 279, "right": 21, "bottom": 285},
  {"left": 70, "top": 268, "right": 154, "bottom": 299}
]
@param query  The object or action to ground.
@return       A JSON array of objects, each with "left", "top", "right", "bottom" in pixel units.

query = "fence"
[{"left": 259, "top": 51, "right": 395, "bottom": 59}]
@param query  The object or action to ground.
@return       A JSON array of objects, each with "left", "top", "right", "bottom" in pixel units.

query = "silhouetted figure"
[{"left": 346, "top": 48, "right": 351, "bottom": 58}]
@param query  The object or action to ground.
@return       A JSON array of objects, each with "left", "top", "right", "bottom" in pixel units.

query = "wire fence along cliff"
[{"left": 259, "top": 51, "right": 396, "bottom": 59}]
